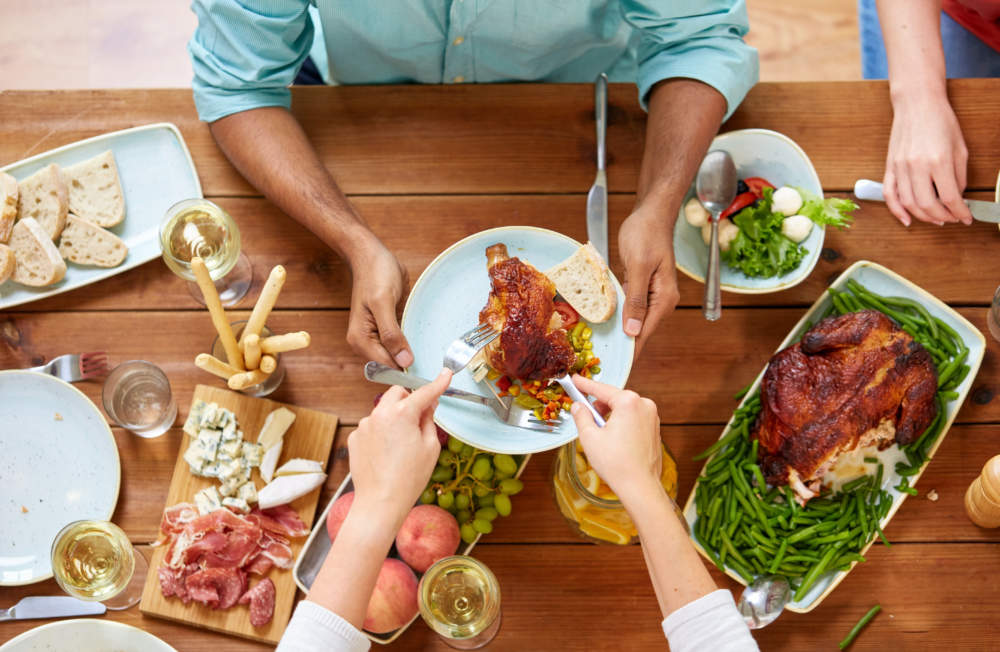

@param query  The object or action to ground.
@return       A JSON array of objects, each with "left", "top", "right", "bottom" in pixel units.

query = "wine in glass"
[
  {"left": 160, "top": 198, "right": 253, "bottom": 306},
  {"left": 50, "top": 520, "right": 148, "bottom": 610},
  {"left": 418, "top": 556, "right": 502, "bottom": 649}
]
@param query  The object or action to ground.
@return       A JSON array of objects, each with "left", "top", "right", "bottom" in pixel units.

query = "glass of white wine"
[
  {"left": 160, "top": 198, "right": 253, "bottom": 306},
  {"left": 418, "top": 556, "right": 501, "bottom": 649},
  {"left": 50, "top": 520, "right": 148, "bottom": 610}
]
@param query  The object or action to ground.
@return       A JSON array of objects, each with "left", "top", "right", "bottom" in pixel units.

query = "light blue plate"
[
  {"left": 402, "top": 226, "right": 634, "bottom": 454},
  {"left": 0, "top": 619, "right": 176, "bottom": 652},
  {"left": 0, "top": 371, "right": 120, "bottom": 585},
  {"left": 0, "top": 123, "right": 202, "bottom": 309},
  {"left": 674, "top": 128, "right": 824, "bottom": 294}
]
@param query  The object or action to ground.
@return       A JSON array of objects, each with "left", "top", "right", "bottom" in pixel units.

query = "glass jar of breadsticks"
[{"left": 191, "top": 259, "right": 311, "bottom": 395}]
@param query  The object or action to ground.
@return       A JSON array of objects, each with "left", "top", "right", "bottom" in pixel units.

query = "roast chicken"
[
  {"left": 754, "top": 310, "right": 938, "bottom": 502},
  {"left": 478, "top": 243, "right": 575, "bottom": 381}
]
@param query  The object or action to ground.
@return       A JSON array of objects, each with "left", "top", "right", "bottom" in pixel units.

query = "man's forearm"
[{"left": 209, "top": 107, "right": 378, "bottom": 266}]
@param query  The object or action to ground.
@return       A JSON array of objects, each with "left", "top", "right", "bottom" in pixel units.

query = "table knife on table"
[
  {"left": 854, "top": 179, "right": 1000, "bottom": 223},
  {"left": 586, "top": 73, "right": 609, "bottom": 263},
  {"left": 0, "top": 596, "right": 106, "bottom": 621}
]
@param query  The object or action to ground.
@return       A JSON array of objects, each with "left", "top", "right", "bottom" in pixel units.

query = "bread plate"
[
  {"left": 401, "top": 226, "right": 634, "bottom": 455},
  {"left": 0, "top": 619, "right": 176, "bottom": 652},
  {"left": 681, "top": 260, "right": 985, "bottom": 612},
  {"left": 0, "top": 123, "right": 201, "bottom": 309},
  {"left": 673, "top": 128, "right": 825, "bottom": 294}
]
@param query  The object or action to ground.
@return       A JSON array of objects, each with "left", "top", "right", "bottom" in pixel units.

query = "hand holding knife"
[{"left": 854, "top": 179, "right": 1000, "bottom": 223}]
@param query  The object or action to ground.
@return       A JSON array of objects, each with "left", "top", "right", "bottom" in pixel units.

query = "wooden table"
[{"left": 2, "top": 80, "right": 999, "bottom": 650}]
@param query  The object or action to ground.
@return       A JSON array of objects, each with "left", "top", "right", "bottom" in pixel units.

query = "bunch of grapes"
[{"left": 421, "top": 435, "right": 525, "bottom": 544}]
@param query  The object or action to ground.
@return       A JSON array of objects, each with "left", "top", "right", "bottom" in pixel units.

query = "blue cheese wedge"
[
  {"left": 238, "top": 481, "right": 258, "bottom": 504},
  {"left": 221, "top": 420, "right": 239, "bottom": 442},
  {"left": 198, "top": 403, "right": 219, "bottom": 428},
  {"left": 195, "top": 430, "right": 221, "bottom": 462},
  {"left": 241, "top": 442, "right": 264, "bottom": 467},
  {"left": 194, "top": 486, "right": 222, "bottom": 514},
  {"left": 183, "top": 400, "right": 209, "bottom": 437},
  {"left": 222, "top": 496, "right": 250, "bottom": 514},
  {"left": 183, "top": 441, "right": 211, "bottom": 476},
  {"left": 217, "top": 459, "right": 243, "bottom": 483},
  {"left": 219, "top": 439, "right": 242, "bottom": 459}
]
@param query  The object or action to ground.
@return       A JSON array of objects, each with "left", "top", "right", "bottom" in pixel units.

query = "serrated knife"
[
  {"left": 586, "top": 73, "right": 609, "bottom": 263},
  {"left": 0, "top": 595, "right": 106, "bottom": 621},
  {"left": 854, "top": 179, "right": 1000, "bottom": 223}
]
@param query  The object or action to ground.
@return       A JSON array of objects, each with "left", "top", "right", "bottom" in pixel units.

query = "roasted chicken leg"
[{"left": 478, "top": 243, "right": 575, "bottom": 380}]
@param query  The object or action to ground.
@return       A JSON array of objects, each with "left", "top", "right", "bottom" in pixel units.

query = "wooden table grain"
[{"left": 1, "top": 80, "right": 999, "bottom": 651}]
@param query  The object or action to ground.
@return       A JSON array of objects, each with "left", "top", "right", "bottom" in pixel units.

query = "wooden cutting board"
[{"left": 139, "top": 384, "right": 338, "bottom": 644}]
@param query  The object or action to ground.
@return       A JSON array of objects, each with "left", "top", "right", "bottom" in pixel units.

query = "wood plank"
[
  {"left": 1, "top": 82, "right": 998, "bottom": 196},
  {"left": 2, "top": 308, "right": 998, "bottom": 427},
  {"left": 138, "top": 385, "right": 337, "bottom": 645}
]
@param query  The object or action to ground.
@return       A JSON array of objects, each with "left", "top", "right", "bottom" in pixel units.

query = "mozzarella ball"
[
  {"left": 718, "top": 220, "right": 740, "bottom": 251},
  {"left": 781, "top": 214, "right": 813, "bottom": 243},
  {"left": 772, "top": 186, "right": 804, "bottom": 216},
  {"left": 701, "top": 221, "right": 713, "bottom": 246},
  {"left": 685, "top": 197, "right": 711, "bottom": 228}
]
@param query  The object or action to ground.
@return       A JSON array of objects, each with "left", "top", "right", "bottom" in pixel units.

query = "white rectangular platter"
[{"left": 0, "top": 123, "right": 202, "bottom": 309}]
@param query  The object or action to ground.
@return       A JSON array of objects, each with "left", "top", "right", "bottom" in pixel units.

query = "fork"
[
  {"left": 364, "top": 362, "right": 560, "bottom": 433},
  {"left": 28, "top": 352, "right": 108, "bottom": 382},
  {"left": 554, "top": 374, "right": 607, "bottom": 427},
  {"left": 443, "top": 323, "right": 500, "bottom": 373}
]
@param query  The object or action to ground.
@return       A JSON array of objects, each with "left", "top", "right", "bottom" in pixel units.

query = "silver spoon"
[
  {"left": 695, "top": 150, "right": 737, "bottom": 321},
  {"left": 737, "top": 574, "right": 791, "bottom": 629}
]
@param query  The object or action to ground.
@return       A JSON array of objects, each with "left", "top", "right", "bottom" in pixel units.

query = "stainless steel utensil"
[
  {"left": 696, "top": 151, "right": 738, "bottom": 321},
  {"left": 737, "top": 574, "right": 791, "bottom": 629},
  {"left": 553, "top": 374, "right": 606, "bottom": 426},
  {"left": 854, "top": 179, "right": 1000, "bottom": 223},
  {"left": 28, "top": 352, "right": 108, "bottom": 382},
  {"left": 0, "top": 596, "right": 106, "bottom": 621},
  {"left": 586, "top": 73, "right": 610, "bottom": 263},
  {"left": 443, "top": 324, "right": 500, "bottom": 373}
]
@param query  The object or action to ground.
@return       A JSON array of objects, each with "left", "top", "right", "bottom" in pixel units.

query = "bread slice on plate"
[
  {"left": 0, "top": 244, "right": 14, "bottom": 284},
  {"left": 17, "top": 163, "right": 68, "bottom": 240},
  {"left": 0, "top": 172, "right": 17, "bottom": 243},
  {"left": 9, "top": 217, "right": 66, "bottom": 286},
  {"left": 58, "top": 214, "right": 128, "bottom": 267},
  {"left": 546, "top": 242, "right": 617, "bottom": 323},
  {"left": 62, "top": 150, "right": 125, "bottom": 228}
]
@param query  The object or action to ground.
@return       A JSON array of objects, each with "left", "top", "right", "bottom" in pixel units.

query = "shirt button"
[
  {"left": 453, "top": 75, "right": 465, "bottom": 83},
  {"left": 453, "top": 36, "right": 464, "bottom": 46}
]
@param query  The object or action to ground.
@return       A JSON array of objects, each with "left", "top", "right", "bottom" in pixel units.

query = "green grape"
[
  {"left": 471, "top": 456, "right": 493, "bottom": 480},
  {"left": 473, "top": 485, "right": 491, "bottom": 498},
  {"left": 460, "top": 523, "right": 477, "bottom": 544},
  {"left": 494, "top": 470, "right": 512, "bottom": 481},
  {"left": 472, "top": 518, "right": 493, "bottom": 534},
  {"left": 431, "top": 465, "right": 453, "bottom": 482},
  {"left": 447, "top": 436, "right": 464, "bottom": 454},
  {"left": 499, "top": 478, "right": 524, "bottom": 495},
  {"left": 437, "top": 491, "right": 455, "bottom": 510},
  {"left": 420, "top": 488, "right": 436, "bottom": 504},
  {"left": 475, "top": 507, "right": 499, "bottom": 522},
  {"left": 456, "top": 509, "right": 472, "bottom": 524},
  {"left": 458, "top": 477, "right": 474, "bottom": 491},
  {"left": 494, "top": 493, "right": 512, "bottom": 516},
  {"left": 455, "top": 493, "right": 470, "bottom": 510},
  {"left": 478, "top": 492, "right": 495, "bottom": 507},
  {"left": 438, "top": 450, "right": 456, "bottom": 465},
  {"left": 446, "top": 504, "right": 458, "bottom": 515},
  {"left": 494, "top": 454, "right": 517, "bottom": 475},
  {"left": 461, "top": 444, "right": 476, "bottom": 459}
]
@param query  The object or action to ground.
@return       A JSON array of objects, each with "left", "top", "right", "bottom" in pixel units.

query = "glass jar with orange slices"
[{"left": 551, "top": 439, "right": 679, "bottom": 545}]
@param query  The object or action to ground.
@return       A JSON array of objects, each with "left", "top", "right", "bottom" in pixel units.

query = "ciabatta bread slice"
[
  {"left": 62, "top": 150, "right": 125, "bottom": 228},
  {"left": 0, "top": 244, "right": 14, "bottom": 284},
  {"left": 58, "top": 214, "right": 128, "bottom": 267},
  {"left": 546, "top": 242, "right": 617, "bottom": 323},
  {"left": 9, "top": 217, "right": 66, "bottom": 286},
  {"left": 17, "top": 163, "right": 68, "bottom": 240},
  {"left": 0, "top": 171, "right": 17, "bottom": 243}
]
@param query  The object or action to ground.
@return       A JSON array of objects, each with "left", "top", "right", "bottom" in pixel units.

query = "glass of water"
[{"left": 102, "top": 361, "right": 177, "bottom": 437}]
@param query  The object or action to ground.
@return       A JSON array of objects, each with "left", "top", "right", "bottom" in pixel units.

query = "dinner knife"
[
  {"left": 854, "top": 179, "right": 1000, "bottom": 223},
  {"left": 0, "top": 596, "right": 106, "bottom": 621},
  {"left": 586, "top": 73, "right": 610, "bottom": 263}
]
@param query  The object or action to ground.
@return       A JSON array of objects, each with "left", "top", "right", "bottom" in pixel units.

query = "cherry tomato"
[
  {"left": 743, "top": 176, "right": 775, "bottom": 198},
  {"left": 720, "top": 192, "right": 757, "bottom": 220},
  {"left": 553, "top": 300, "right": 580, "bottom": 328},
  {"left": 497, "top": 376, "right": 512, "bottom": 392}
]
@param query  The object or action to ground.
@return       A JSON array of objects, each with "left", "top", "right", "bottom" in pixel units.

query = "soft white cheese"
[
  {"left": 772, "top": 186, "right": 804, "bottom": 216},
  {"left": 258, "top": 472, "right": 327, "bottom": 510},
  {"left": 195, "top": 486, "right": 222, "bottom": 514}
]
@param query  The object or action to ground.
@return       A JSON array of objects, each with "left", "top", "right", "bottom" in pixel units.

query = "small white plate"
[
  {"left": 0, "top": 123, "right": 202, "bottom": 309},
  {"left": 0, "top": 619, "right": 176, "bottom": 652},
  {"left": 673, "top": 128, "right": 824, "bottom": 294},
  {"left": 0, "top": 371, "right": 120, "bottom": 586},
  {"left": 401, "top": 226, "right": 634, "bottom": 454}
]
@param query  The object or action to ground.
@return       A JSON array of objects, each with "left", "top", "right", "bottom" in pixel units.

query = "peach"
[
  {"left": 395, "top": 504, "right": 460, "bottom": 573},
  {"left": 326, "top": 491, "right": 355, "bottom": 542},
  {"left": 364, "top": 558, "right": 419, "bottom": 634}
]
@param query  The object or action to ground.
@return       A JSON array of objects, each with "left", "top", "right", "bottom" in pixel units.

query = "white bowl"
[{"left": 673, "top": 128, "right": 825, "bottom": 294}]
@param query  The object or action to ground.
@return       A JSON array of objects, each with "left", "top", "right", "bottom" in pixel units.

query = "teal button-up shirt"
[{"left": 190, "top": 0, "right": 758, "bottom": 123}]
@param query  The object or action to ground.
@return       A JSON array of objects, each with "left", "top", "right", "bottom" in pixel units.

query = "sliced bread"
[
  {"left": 0, "top": 172, "right": 17, "bottom": 243},
  {"left": 17, "top": 163, "right": 68, "bottom": 240},
  {"left": 9, "top": 217, "right": 66, "bottom": 286},
  {"left": 0, "top": 244, "right": 14, "bottom": 284},
  {"left": 58, "top": 214, "right": 128, "bottom": 267},
  {"left": 62, "top": 150, "right": 125, "bottom": 228},
  {"left": 546, "top": 242, "right": 617, "bottom": 323}
]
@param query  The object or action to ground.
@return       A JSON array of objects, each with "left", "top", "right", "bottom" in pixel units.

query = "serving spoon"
[
  {"left": 695, "top": 150, "right": 737, "bottom": 321},
  {"left": 736, "top": 574, "right": 791, "bottom": 629}
]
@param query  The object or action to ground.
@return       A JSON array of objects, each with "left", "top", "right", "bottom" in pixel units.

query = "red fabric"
[{"left": 943, "top": 0, "right": 1000, "bottom": 53}]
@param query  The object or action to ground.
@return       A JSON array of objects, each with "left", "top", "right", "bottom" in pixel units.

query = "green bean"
[
  {"left": 894, "top": 464, "right": 921, "bottom": 477},
  {"left": 768, "top": 539, "right": 788, "bottom": 574},
  {"left": 745, "top": 463, "right": 767, "bottom": 491},
  {"left": 787, "top": 521, "right": 836, "bottom": 545},
  {"left": 793, "top": 545, "right": 841, "bottom": 602},
  {"left": 875, "top": 523, "right": 890, "bottom": 547},
  {"left": 733, "top": 381, "right": 754, "bottom": 400},
  {"left": 856, "top": 494, "right": 869, "bottom": 540},
  {"left": 694, "top": 422, "right": 745, "bottom": 461},
  {"left": 831, "top": 294, "right": 850, "bottom": 315},
  {"left": 841, "top": 475, "right": 872, "bottom": 493},
  {"left": 811, "top": 529, "right": 856, "bottom": 545},
  {"left": 838, "top": 605, "right": 881, "bottom": 649},
  {"left": 898, "top": 485, "right": 918, "bottom": 496}
]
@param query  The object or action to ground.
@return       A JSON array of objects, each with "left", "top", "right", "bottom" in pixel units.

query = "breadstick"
[
  {"left": 191, "top": 256, "right": 244, "bottom": 370},
  {"left": 240, "top": 265, "right": 286, "bottom": 350},
  {"left": 243, "top": 333, "right": 262, "bottom": 370},
  {"left": 194, "top": 353, "right": 242, "bottom": 381},
  {"left": 228, "top": 369, "right": 270, "bottom": 391},
  {"left": 259, "top": 354, "right": 277, "bottom": 373},
  {"left": 260, "top": 331, "right": 311, "bottom": 354}
]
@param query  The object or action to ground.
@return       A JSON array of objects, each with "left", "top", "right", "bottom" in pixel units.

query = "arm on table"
[{"left": 876, "top": 0, "right": 972, "bottom": 226}]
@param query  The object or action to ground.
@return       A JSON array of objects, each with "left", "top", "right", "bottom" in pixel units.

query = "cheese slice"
[
  {"left": 195, "top": 486, "right": 222, "bottom": 514},
  {"left": 238, "top": 481, "right": 258, "bottom": 504},
  {"left": 257, "top": 472, "right": 327, "bottom": 510},
  {"left": 259, "top": 440, "right": 283, "bottom": 484},
  {"left": 275, "top": 458, "right": 325, "bottom": 477},
  {"left": 257, "top": 407, "right": 295, "bottom": 451},
  {"left": 222, "top": 496, "right": 250, "bottom": 514},
  {"left": 183, "top": 400, "right": 209, "bottom": 437}
]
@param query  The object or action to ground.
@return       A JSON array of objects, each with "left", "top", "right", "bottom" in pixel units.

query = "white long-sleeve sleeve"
[
  {"left": 276, "top": 600, "right": 371, "bottom": 652},
  {"left": 662, "top": 589, "right": 759, "bottom": 652}
]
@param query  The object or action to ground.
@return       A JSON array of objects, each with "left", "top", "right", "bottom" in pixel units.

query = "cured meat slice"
[
  {"left": 249, "top": 505, "right": 308, "bottom": 538},
  {"left": 160, "top": 502, "right": 198, "bottom": 538},
  {"left": 255, "top": 530, "right": 294, "bottom": 569},
  {"left": 158, "top": 566, "right": 189, "bottom": 602},
  {"left": 239, "top": 578, "right": 276, "bottom": 628},
  {"left": 245, "top": 553, "right": 274, "bottom": 576},
  {"left": 186, "top": 567, "right": 248, "bottom": 609}
]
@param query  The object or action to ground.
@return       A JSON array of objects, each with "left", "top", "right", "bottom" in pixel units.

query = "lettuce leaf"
[
  {"left": 796, "top": 187, "right": 857, "bottom": 228},
  {"left": 721, "top": 187, "right": 806, "bottom": 278}
]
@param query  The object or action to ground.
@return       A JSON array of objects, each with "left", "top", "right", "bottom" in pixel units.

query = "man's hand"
[
  {"left": 619, "top": 202, "right": 679, "bottom": 355},
  {"left": 346, "top": 239, "right": 414, "bottom": 369}
]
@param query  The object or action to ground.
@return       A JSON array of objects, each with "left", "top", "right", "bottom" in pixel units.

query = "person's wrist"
[
  {"left": 351, "top": 491, "right": 413, "bottom": 533},
  {"left": 610, "top": 473, "right": 664, "bottom": 510},
  {"left": 342, "top": 227, "right": 387, "bottom": 270},
  {"left": 889, "top": 77, "right": 948, "bottom": 112}
]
